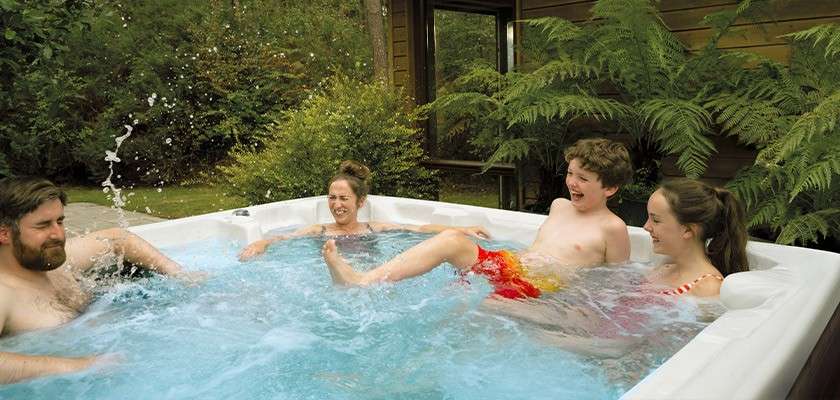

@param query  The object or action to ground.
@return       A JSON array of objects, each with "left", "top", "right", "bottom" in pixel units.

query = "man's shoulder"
[{"left": 0, "top": 279, "right": 14, "bottom": 314}]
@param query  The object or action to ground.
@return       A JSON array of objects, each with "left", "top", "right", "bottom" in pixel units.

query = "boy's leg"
[{"left": 322, "top": 229, "right": 480, "bottom": 286}]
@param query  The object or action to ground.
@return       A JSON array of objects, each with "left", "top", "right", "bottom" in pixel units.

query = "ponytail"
[
  {"left": 660, "top": 179, "right": 750, "bottom": 276},
  {"left": 706, "top": 188, "right": 749, "bottom": 276}
]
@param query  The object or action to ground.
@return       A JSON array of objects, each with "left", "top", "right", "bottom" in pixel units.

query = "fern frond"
[
  {"left": 484, "top": 138, "right": 534, "bottom": 168},
  {"left": 640, "top": 99, "right": 714, "bottom": 177},
  {"left": 509, "top": 93, "right": 628, "bottom": 127},
  {"left": 527, "top": 17, "right": 584, "bottom": 44},
  {"left": 726, "top": 165, "right": 770, "bottom": 209},
  {"left": 782, "top": 23, "right": 840, "bottom": 59},
  {"left": 789, "top": 148, "right": 840, "bottom": 200},
  {"left": 760, "top": 90, "right": 840, "bottom": 164},
  {"left": 705, "top": 95, "right": 782, "bottom": 144},
  {"left": 452, "top": 66, "right": 508, "bottom": 93},
  {"left": 424, "top": 92, "right": 498, "bottom": 118},
  {"left": 748, "top": 196, "right": 787, "bottom": 228},
  {"left": 587, "top": 0, "right": 685, "bottom": 99},
  {"left": 775, "top": 209, "right": 840, "bottom": 245},
  {"left": 503, "top": 59, "right": 598, "bottom": 100}
]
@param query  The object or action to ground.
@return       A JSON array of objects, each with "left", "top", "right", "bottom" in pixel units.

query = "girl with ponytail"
[
  {"left": 239, "top": 160, "right": 489, "bottom": 260},
  {"left": 643, "top": 178, "right": 749, "bottom": 297}
]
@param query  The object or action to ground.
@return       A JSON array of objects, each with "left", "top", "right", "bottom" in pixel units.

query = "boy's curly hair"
[{"left": 563, "top": 138, "right": 633, "bottom": 188}]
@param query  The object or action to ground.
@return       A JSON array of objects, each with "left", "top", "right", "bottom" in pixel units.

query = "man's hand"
[{"left": 172, "top": 270, "right": 209, "bottom": 286}]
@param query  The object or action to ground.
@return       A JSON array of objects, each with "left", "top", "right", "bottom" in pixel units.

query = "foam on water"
[{"left": 0, "top": 231, "right": 721, "bottom": 399}]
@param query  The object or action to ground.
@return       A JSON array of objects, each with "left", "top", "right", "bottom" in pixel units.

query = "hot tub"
[{"left": 125, "top": 195, "right": 840, "bottom": 399}]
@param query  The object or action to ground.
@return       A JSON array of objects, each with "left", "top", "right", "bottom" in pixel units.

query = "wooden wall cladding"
[
  {"left": 521, "top": 0, "right": 840, "bottom": 63},
  {"left": 390, "top": 0, "right": 411, "bottom": 90}
]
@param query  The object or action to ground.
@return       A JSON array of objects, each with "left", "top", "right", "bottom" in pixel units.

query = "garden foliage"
[
  {"left": 428, "top": 0, "right": 840, "bottom": 245},
  {"left": 220, "top": 77, "right": 437, "bottom": 204},
  {"left": 0, "top": 0, "right": 371, "bottom": 183}
]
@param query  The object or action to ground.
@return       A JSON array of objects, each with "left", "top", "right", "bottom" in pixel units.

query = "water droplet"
[{"left": 165, "top": 138, "right": 172, "bottom": 145}]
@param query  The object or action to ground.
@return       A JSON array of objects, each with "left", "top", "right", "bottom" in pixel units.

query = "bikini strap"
[
  {"left": 661, "top": 273, "right": 724, "bottom": 296},
  {"left": 320, "top": 225, "right": 327, "bottom": 235},
  {"left": 366, "top": 223, "right": 374, "bottom": 233}
]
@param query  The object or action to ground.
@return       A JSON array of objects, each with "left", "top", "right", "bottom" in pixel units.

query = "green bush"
[
  {"left": 220, "top": 77, "right": 438, "bottom": 204},
  {"left": 0, "top": 0, "right": 372, "bottom": 184}
]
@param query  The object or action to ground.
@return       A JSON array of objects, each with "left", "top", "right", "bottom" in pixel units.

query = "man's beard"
[{"left": 12, "top": 232, "right": 66, "bottom": 271}]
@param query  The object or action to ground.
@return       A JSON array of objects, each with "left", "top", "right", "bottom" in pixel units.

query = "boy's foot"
[{"left": 321, "top": 239, "right": 364, "bottom": 285}]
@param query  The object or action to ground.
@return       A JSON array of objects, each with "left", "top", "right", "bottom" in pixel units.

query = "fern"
[
  {"left": 705, "top": 95, "right": 782, "bottom": 144},
  {"left": 787, "top": 138, "right": 840, "bottom": 199},
  {"left": 781, "top": 23, "right": 840, "bottom": 59},
  {"left": 759, "top": 90, "right": 840, "bottom": 164},
  {"left": 640, "top": 99, "right": 714, "bottom": 177},
  {"left": 527, "top": 17, "right": 583, "bottom": 44},
  {"left": 483, "top": 138, "right": 533, "bottom": 170},
  {"left": 509, "top": 93, "right": 628, "bottom": 127},
  {"left": 503, "top": 59, "right": 597, "bottom": 100},
  {"left": 776, "top": 209, "right": 840, "bottom": 245}
]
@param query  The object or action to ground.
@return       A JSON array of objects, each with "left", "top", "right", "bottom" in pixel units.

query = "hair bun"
[{"left": 339, "top": 160, "right": 370, "bottom": 181}]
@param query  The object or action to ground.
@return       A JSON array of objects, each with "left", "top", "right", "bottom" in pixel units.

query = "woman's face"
[
  {"left": 328, "top": 179, "right": 363, "bottom": 226},
  {"left": 643, "top": 189, "right": 691, "bottom": 256}
]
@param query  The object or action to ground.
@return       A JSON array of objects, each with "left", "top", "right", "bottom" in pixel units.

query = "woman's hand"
[{"left": 238, "top": 239, "right": 271, "bottom": 261}]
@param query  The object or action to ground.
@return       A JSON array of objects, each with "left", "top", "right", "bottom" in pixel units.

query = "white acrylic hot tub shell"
[{"left": 127, "top": 195, "right": 840, "bottom": 399}]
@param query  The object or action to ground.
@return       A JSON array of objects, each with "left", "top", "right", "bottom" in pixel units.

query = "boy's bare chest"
[{"left": 532, "top": 220, "right": 606, "bottom": 265}]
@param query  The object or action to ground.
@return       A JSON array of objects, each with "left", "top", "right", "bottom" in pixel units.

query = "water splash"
[{"left": 101, "top": 124, "right": 133, "bottom": 228}]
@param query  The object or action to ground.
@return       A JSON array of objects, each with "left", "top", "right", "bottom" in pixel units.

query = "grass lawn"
[
  {"left": 63, "top": 179, "right": 500, "bottom": 219},
  {"left": 63, "top": 185, "right": 249, "bottom": 219}
]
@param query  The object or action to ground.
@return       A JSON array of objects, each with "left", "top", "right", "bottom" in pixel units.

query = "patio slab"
[{"left": 64, "top": 202, "right": 166, "bottom": 237}]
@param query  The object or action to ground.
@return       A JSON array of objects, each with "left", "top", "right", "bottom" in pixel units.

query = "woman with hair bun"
[
  {"left": 239, "top": 160, "right": 489, "bottom": 260},
  {"left": 643, "top": 178, "right": 750, "bottom": 297}
]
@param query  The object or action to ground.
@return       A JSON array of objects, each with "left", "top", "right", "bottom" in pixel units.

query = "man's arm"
[
  {"left": 65, "top": 228, "right": 183, "bottom": 276},
  {"left": 604, "top": 218, "right": 631, "bottom": 264},
  {"left": 0, "top": 288, "right": 99, "bottom": 384},
  {"left": 0, "top": 351, "right": 99, "bottom": 384}
]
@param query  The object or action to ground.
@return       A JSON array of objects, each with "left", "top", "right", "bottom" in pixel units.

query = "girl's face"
[
  {"left": 643, "top": 189, "right": 692, "bottom": 256},
  {"left": 328, "top": 180, "right": 363, "bottom": 226}
]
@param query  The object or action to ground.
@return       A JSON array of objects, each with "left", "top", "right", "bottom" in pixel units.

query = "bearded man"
[{"left": 0, "top": 177, "right": 194, "bottom": 383}]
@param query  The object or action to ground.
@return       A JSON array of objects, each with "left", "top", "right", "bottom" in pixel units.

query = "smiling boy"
[{"left": 321, "top": 138, "right": 634, "bottom": 299}]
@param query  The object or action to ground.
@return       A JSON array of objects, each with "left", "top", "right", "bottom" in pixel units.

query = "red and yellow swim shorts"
[{"left": 470, "top": 246, "right": 563, "bottom": 299}]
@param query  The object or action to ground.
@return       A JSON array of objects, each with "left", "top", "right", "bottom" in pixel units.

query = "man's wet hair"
[{"left": 0, "top": 177, "right": 67, "bottom": 230}]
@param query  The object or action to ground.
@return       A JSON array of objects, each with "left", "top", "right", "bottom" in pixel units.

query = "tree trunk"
[{"left": 363, "top": 0, "right": 389, "bottom": 85}]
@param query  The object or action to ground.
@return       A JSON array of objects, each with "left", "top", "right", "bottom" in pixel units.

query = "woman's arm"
[{"left": 238, "top": 224, "right": 322, "bottom": 261}]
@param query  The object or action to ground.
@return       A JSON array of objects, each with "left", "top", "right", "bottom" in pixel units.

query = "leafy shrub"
[
  {"left": 1, "top": 0, "right": 372, "bottom": 184},
  {"left": 220, "top": 77, "right": 438, "bottom": 204}
]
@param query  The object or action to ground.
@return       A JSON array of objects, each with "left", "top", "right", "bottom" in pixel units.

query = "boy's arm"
[
  {"left": 604, "top": 219, "right": 631, "bottom": 264},
  {"left": 65, "top": 228, "right": 184, "bottom": 276}
]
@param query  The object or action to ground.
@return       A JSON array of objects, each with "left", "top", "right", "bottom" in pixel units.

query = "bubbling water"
[{"left": 0, "top": 231, "right": 722, "bottom": 399}]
